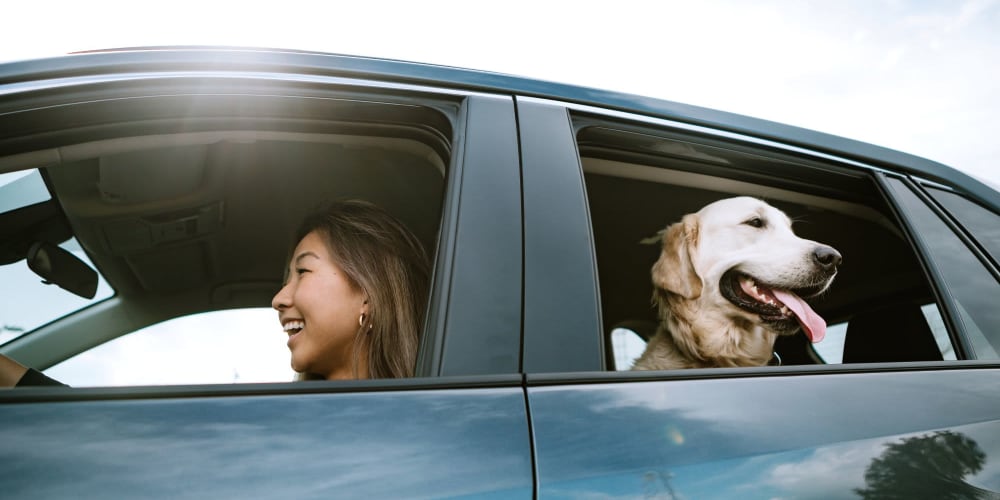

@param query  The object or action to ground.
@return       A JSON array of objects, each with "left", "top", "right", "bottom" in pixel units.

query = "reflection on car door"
[
  {"left": 0, "top": 381, "right": 533, "bottom": 498},
  {"left": 528, "top": 370, "right": 1000, "bottom": 498}
]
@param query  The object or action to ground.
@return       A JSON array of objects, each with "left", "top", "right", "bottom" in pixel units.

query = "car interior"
[
  {"left": 573, "top": 120, "right": 953, "bottom": 369},
  {"left": 0, "top": 97, "right": 452, "bottom": 380}
]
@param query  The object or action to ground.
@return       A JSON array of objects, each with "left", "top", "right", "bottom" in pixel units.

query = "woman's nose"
[{"left": 272, "top": 284, "right": 291, "bottom": 311}]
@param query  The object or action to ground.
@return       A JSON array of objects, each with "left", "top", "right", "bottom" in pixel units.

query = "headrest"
[{"left": 843, "top": 303, "right": 943, "bottom": 363}]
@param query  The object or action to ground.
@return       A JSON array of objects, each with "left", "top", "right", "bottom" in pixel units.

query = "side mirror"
[{"left": 27, "top": 242, "right": 99, "bottom": 299}]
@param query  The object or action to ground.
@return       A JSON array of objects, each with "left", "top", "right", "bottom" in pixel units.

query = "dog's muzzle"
[{"left": 719, "top": 269, "right": 834, "bottom": 342}]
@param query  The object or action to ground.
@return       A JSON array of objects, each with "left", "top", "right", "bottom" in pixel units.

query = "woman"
[
  {"left": 272, "top": 200, "right": 431, "bottom": 380},
  {"left": 2, "top": 200, "right": 430, "bottom": 386}
]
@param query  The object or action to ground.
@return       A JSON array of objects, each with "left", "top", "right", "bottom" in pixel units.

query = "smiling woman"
[{"left": 272, "top": 200, "right": 431, "bottom": 381}]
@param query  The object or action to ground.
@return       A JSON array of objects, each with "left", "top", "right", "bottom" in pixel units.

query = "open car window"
[
  {"left": 573, "top": 119, "right": 960, "bottom": 369},
  {"left": 0, "top": 84, "right": 466, "bottom": 386}
]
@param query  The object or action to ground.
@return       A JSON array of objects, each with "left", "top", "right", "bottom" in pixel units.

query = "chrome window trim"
[{"left": 0, "top": 70, "right": 508, "bottom": 100}]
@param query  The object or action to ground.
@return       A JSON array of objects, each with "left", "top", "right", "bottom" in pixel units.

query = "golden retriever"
[{"left": 632, "top": 197, "right": 841, "bottom": 370}]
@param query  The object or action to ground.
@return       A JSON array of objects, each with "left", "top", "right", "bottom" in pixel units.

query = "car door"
[
  {"left": 517, "top": 96, "right": 1000, "bottom": 498},
  {"left": 0, "top": 51, "right": 532, "bottom": 498},
  {"left": 1, "top": 379, "right": 532, "bottom": 499}
]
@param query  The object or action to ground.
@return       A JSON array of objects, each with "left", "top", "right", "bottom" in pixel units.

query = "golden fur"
[{"left": 632, "top": 197, "right": 840, "bottom": 370}]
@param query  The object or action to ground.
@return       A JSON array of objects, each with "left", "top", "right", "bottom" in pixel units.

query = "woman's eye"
[
  {"left": 744, "top": 217, "right": 764, "bottom": 228},
  {"left": 296, "top": 267, "right": 309, "bottom": 275}
]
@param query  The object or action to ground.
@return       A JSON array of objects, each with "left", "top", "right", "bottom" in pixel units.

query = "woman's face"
[{"left": 271, "top": 231, "right": 368, "bottom": 379}]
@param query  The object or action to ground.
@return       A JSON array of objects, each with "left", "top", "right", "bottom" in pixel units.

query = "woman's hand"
[{"left": 0, "top": 354, "right": 29, "bottom": 388}]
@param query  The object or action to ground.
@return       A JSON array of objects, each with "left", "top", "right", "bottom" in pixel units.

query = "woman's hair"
[{"left": 292, "top": 200, "right": 431, "bottom": 379}]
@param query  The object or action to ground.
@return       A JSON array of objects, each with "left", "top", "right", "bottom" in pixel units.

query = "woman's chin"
[{"left": 289, "top": 355, "right": 309, "bottom": 374}]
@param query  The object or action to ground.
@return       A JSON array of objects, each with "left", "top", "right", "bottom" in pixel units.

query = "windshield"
[{"left": 0, "top": 169, "right": 113, "bottom": 345}]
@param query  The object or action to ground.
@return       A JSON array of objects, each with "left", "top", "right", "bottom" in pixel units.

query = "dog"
[{"left": 632, "top": 196, "right": 841, "bottom": 370}]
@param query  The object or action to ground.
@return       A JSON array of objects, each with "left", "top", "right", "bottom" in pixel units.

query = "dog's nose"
[{"left": 813, "top": 245, "right": 842, "bottom": 271}]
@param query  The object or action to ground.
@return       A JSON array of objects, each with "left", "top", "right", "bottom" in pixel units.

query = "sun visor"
[{"left": 98, "top": 146, "right": 207, "bottom": 203}]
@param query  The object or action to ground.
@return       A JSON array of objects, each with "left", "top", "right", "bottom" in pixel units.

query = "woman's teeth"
[{"left": 283, "top": 320, "right": 304, "bottom": 334}]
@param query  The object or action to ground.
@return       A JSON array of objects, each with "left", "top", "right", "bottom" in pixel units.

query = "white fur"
[{"left": 632, "top": 197, "right": 838, "bottom": 370}]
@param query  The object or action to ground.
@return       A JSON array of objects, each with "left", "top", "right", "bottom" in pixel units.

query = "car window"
[
  {"left": 0, "top": 169, "right": 49, "bottom": 213},
  {"left": 788, "top": 303, "right": 953, "bottom": 364},
  {"left": 610, "top": 327, "right": 646, "bottom": 370},
  {"left": 924, "top": 185, "right": 1000, "bottom": 264},
  {"left": 45, "top": 308, "right": 290, "bottom": 386},
  {"left": 0, "top": 88, "right": 470, "bottom": 386},
  {"left": 0, "top": 238, "right": 114, "bottom": 345},
  {"left": 0, "top": 169, "right": 114, "bottom": 345},
  {"left": 574, "top": 121, "right": 952, "bottom": 369},
  {"left": 884, "top": 177, "right": 1000, "bottom": 359}
]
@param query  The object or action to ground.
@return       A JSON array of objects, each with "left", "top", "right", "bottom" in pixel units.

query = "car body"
[{"left": 1, "top": 47, "right": 998, "bottom": 498}]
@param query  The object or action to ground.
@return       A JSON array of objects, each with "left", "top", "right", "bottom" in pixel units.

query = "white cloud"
[{"left": 764, "top": 440, "right": 882, "bottom": 497}]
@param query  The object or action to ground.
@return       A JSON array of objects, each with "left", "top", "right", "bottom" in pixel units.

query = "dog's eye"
[{"left": 743, "top": 217, "right": 764, "bottom": 228}]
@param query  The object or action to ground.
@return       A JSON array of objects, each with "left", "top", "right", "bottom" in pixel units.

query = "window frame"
[
  {"left": 520, "top": 96, "right": 995, "bottom": 376},
  {"left": 0, "top": 70, "right": 523, "bottom": 396}
]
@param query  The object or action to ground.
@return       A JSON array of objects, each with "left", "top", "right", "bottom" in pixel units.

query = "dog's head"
[{"left": 652, "top": 196, "right": 841, "bottom": 344}]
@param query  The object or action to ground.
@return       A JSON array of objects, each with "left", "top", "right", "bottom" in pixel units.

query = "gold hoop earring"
[{"left": 359, "top": 313, "right": 366, "bottom": 328}]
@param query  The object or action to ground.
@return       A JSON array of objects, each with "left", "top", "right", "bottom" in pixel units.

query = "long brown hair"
[{"left": 291, "top": 200, "right": 430, "bottom": 379}]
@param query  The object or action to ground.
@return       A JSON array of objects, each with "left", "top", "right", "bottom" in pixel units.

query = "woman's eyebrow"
[
  {"left": 284, "top": 251, "right": 319, "bottom": 283},
  {"left": 293, "top": 251, "right": 320, "bottom": 266}
]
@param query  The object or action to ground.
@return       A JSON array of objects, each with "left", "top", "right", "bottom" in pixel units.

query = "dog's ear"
[{"left": 651, "top": 214, "right": 701, "bottom": 299}]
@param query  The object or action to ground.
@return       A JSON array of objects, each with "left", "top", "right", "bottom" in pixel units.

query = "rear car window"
[
  {"left": 574, "top": 121, "right": 953, "bottom": 369},
  {"left": 925, "top": 185, "right": 1000, "bottom": 263},
  {"left": 884, "top": 177, "right": 1000, "bottom": 359}
]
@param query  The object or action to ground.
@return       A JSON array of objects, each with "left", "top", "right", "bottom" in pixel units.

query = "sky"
[{"left": 4, "top": 0, "right": 999, "bottom": 189}]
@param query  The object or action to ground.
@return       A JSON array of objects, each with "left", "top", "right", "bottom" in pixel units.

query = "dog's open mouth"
[{"left": 720, "top": 270, "right": 828, "bottom": 342}]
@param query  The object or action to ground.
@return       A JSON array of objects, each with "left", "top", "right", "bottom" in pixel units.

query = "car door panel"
[
  {"left": 528, "top": 368, "right": 1000, "bottom": 498},
  {"left": 0, "top": 382, "right": 533, "bottom": 499}
]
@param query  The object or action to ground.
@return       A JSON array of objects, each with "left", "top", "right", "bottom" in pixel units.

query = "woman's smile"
[{"left": 283, "top": 319, "right": 305, "bottom": 346}]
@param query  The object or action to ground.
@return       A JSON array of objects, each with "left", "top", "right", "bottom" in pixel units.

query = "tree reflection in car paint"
[{"left": 528, "top": 372, "right": 1000, "bottom": 499}]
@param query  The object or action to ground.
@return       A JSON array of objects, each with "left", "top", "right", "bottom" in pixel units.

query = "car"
[{"left": 1, "top": 46, "right": 998, "bottom": 498}]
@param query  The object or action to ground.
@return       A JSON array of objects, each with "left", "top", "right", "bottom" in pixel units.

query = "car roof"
[{"left": 1, "top": 45, "right": 997, "bottom": 210}]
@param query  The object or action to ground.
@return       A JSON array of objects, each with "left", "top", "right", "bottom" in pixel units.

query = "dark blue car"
[{"left": 1, "top": 47, "right": 998, "bottom": 498}]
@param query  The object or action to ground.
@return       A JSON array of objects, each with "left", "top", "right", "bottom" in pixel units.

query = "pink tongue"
[{"left": 772, "top": 289, "right": 826, "bottom": 343}]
